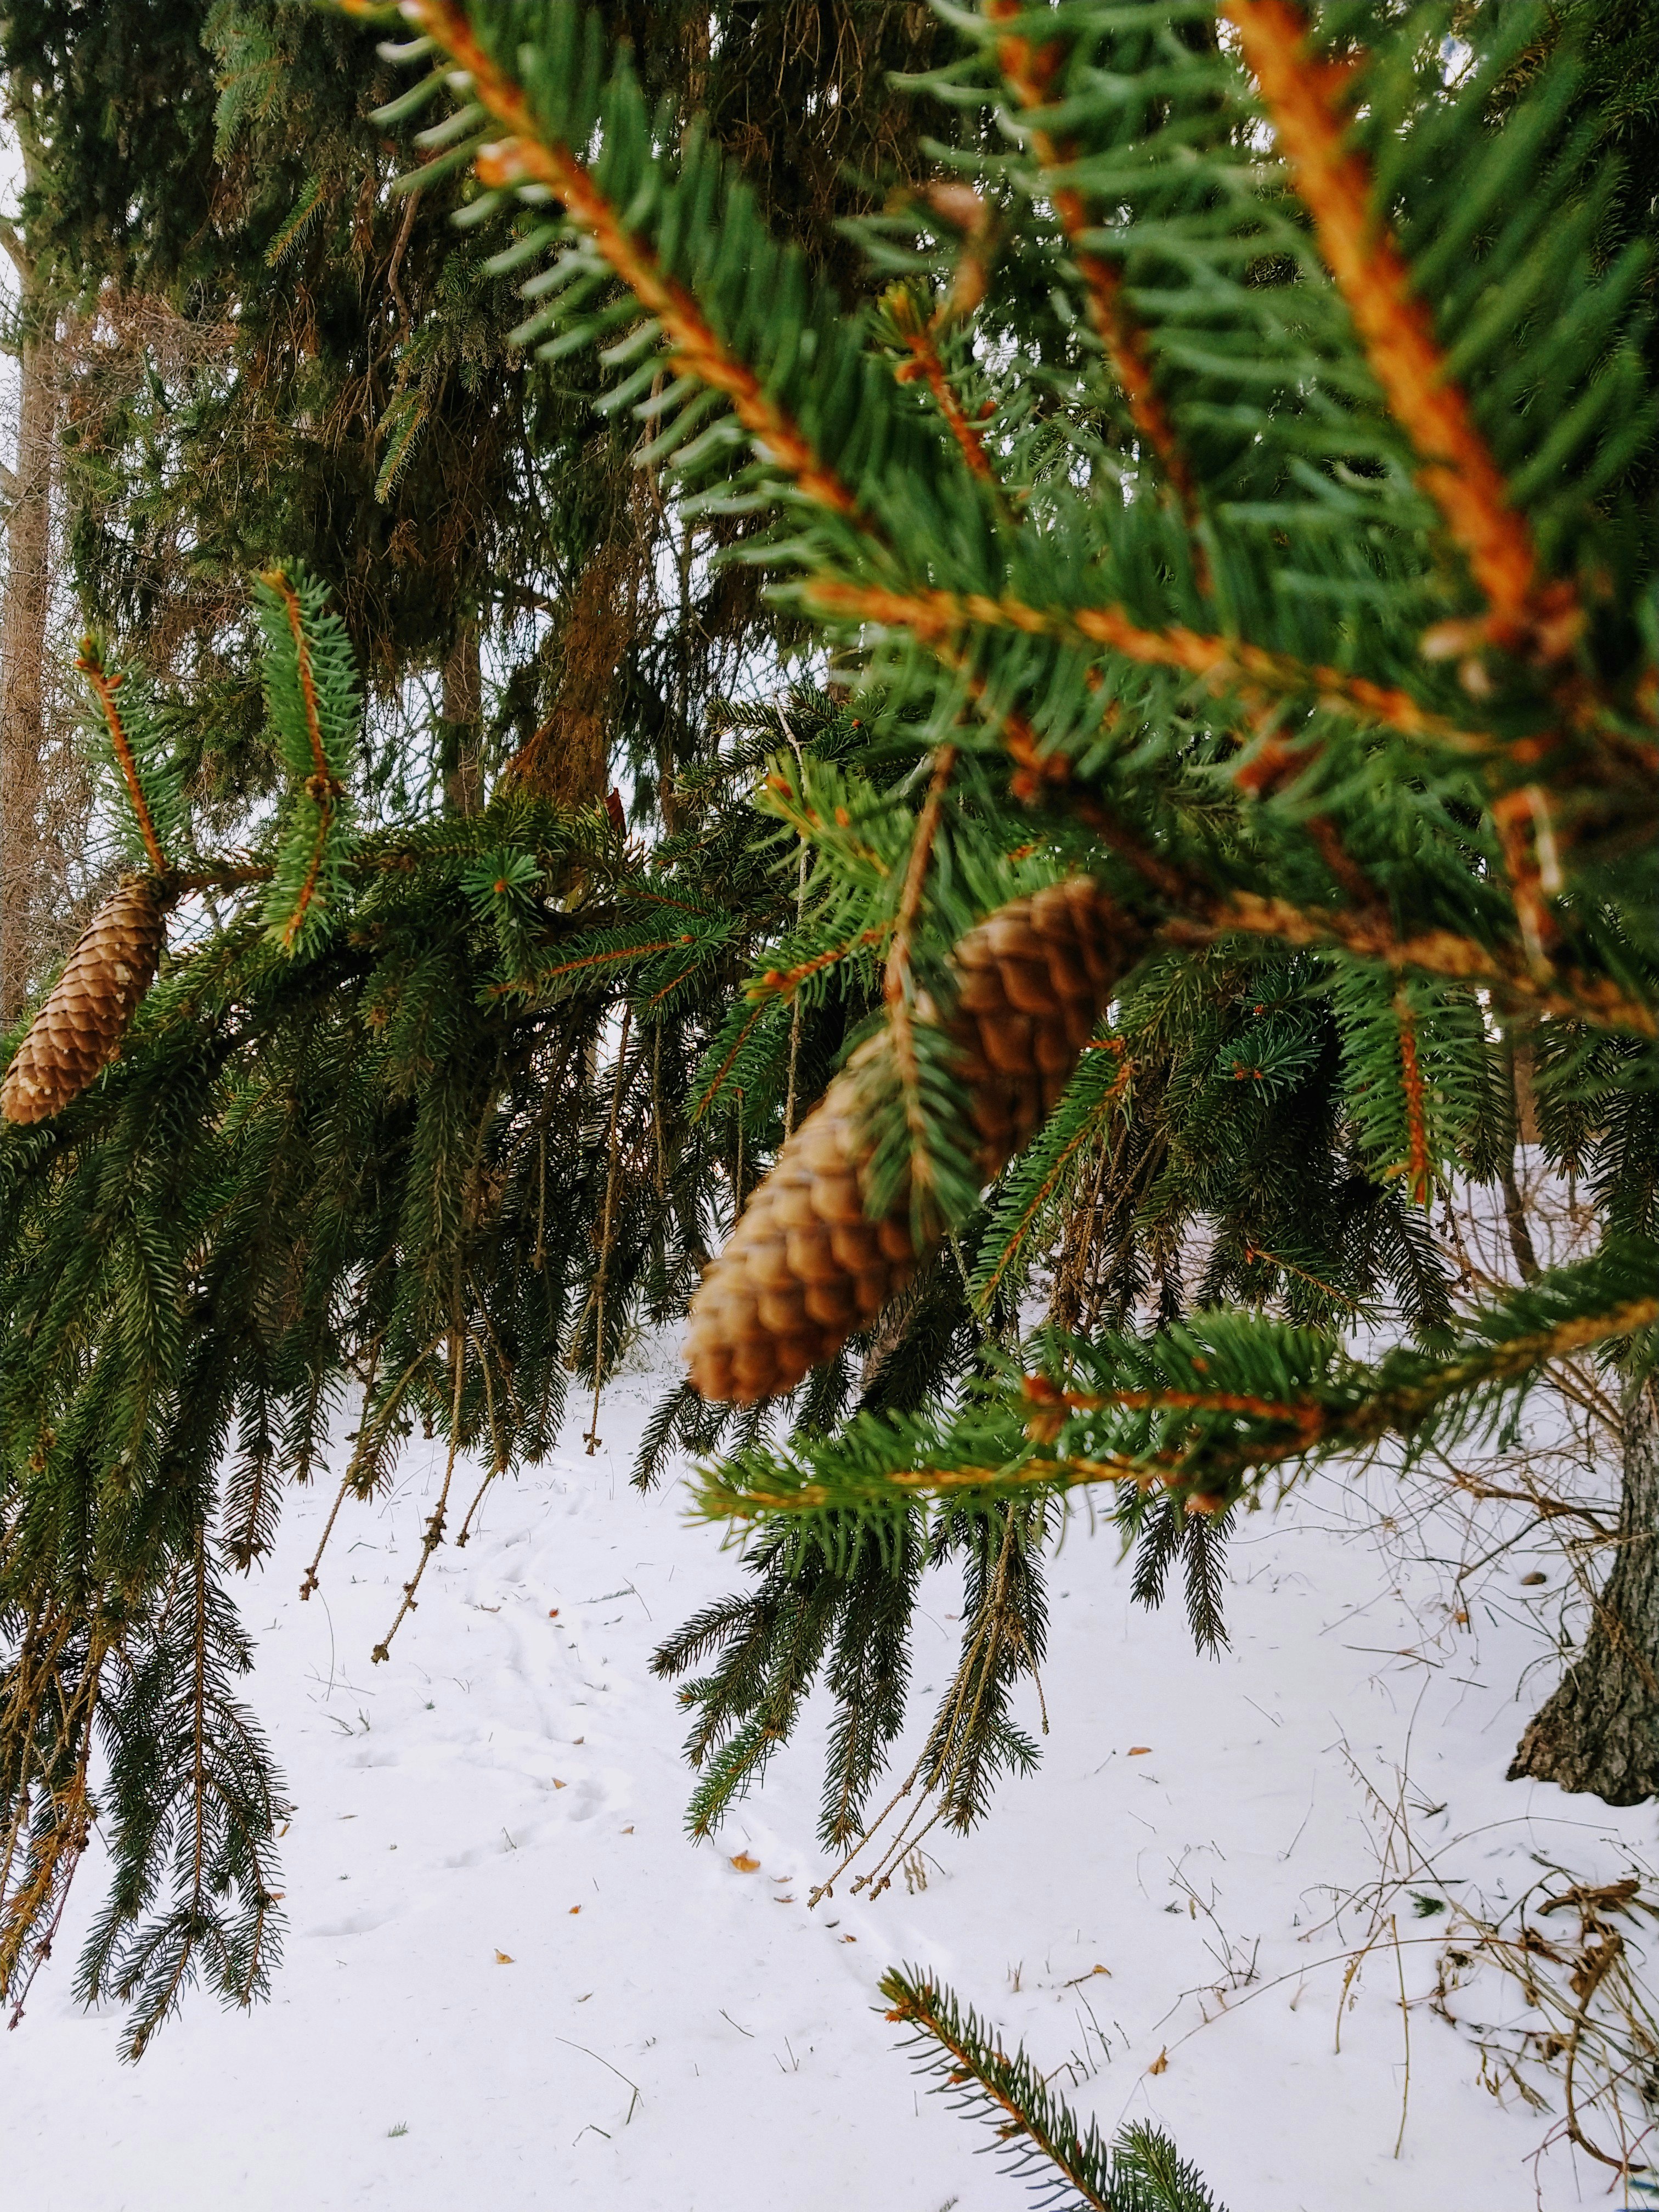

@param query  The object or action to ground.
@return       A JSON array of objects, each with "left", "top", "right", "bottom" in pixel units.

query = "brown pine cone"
[
  {"left": 1, "top": 876, "right": 167, "bottom": 1125},
  {"left": 686, "top": 878, "right": 1146, "bottom": 1402}
]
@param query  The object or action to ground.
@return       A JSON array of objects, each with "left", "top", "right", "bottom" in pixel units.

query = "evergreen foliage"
[
  {"left": 254, "top": 564, "right": 361, "bottom": 952},
  {"left": 3, "top": 0, "right": 1658, "bottom": 2050},
  {"left": 882, "top": 1964, "right": 1224, "bottom": 2211},
  {"left": 347, "top": 0, "right": 1656, "bottom": 1836},
  {"left": 2, "top": 1, "right": 958, "bottom": 825}
]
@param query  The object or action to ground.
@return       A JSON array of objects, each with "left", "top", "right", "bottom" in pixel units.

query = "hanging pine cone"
[
  {"left": 1, "top": 876, "right": 168, "bottom": 1125},
  {"left": 686, "top": 878, "right": 1147, "bottom": 1402}
]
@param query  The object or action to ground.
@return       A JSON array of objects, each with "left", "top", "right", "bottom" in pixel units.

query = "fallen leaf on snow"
[
  {"left": 494, "top": 1950, "right": 515, "bottom": 1965},
  {"left": 551, "top": 1778, "right": 567, "bottom": 1789},
  {"left": 840, "top": 1934, "right": 857, "bottom": 1944},
  {"left": 1128, "top": 1746, "right": 1153, "bottom": 1756},
  {"left": 1147, "top": 2048, "right": 1169, "bottom": 2076},
  {"left": 730, "top": 1852, "right": 761, "bottom": 1872},
  {"left": 620, "top": 1825, "right": 634, "bottom": 1835},
  {"left": 568, "top": 1906, "right": 582, "bottom": 1916}
]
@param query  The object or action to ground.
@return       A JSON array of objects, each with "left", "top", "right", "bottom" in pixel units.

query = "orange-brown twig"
[
  {"left": 1022, "top": 1370, "right": 1324, "bottom": 1432},
  {"left": 806, "top": 577, "right": 1496, "bottom": 752},
  {"left": 281, "top": 805, "right": 335, "bottom": 953},
  {"left": 1221, "top": 0, "right": 1574, "bottom": 657},
  {"left": 264, "top": 568, "right": 333, "bottom": 786},
  {"left": 884, "top": 745, "right": 960, "bottom": 1195},
  {"left": 1394, "top": 990, "right": 1432, "bottom": 1205},
  {"left": 986, "top": 2, "right": 1201, "bottom": 532},
  {"left": 758, "top": 926, "right": 889, "bottom": 1002},
  {"left": 489, "top": 935, "right": 694, "bottom": 998},
  {"left": 380, "top": 2, "right": 858, "bottom": 518},
  {"left": 1165, "top": 894, "right": 1655, "bottom": 1037},
  {"left": 887, "top": 288, "right": 1000, "bottom": 486},
  {"left": 76, "top": 644, "right": 168, "bottom": 875}
]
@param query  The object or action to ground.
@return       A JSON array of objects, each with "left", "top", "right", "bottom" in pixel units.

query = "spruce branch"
[
  {"left": 1167, "top": 897, "right": 1656, "bottom": 1041},
  {"left": 882, "top": 284, "right": 1003, "bottom": 490},
  {"left": 799, "top": 579, "right": 1502, "bottom": 758},
  {"left": 984, "top": 2, "right": 1204, "bottom": 539},
  {"left": 76, "top": 642, "right": 170, "bottom": 874},
  {"left": 1221, "top": 0, "right": 1570, "bottom": 657},
  {"left": 695, "top": 1242, "right": 1659, "bottom": 1523},
  {"left": 880, "top": 1965, "right": 1226, "bottom": 2212},
  {"left": 255, "top": 565, "right": 360, "bottom": 956},
  {"left": 357, "top": 0, "right": 860, "bottom": 516}
]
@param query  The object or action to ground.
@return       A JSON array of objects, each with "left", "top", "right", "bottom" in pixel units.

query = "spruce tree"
[
  {"left": 343, "top": 0, "right": 1657, "bottom": 1828},
  {"left": 1, "top": 0, "right": 1656, "bottom": 2066}
]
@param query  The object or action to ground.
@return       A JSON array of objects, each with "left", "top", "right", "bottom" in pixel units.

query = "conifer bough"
[
  {"left": 686, "top": 878, "right": 1146, "bottom": 1401},
  {"left": 0, "top": 876, "right": 168, "bottom": 1124}
]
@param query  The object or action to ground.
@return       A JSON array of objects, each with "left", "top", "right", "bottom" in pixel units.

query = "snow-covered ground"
[{"left": 5, "top": 1330, "right": 1654, "bottom": 2211}]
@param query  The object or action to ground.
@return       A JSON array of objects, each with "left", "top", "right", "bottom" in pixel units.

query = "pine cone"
[
  {"left": 686, "top": 878, "right": 1146, "bottom": 1402},
  {"left": 1, "top": 876, "right": 167, "bottom": 1125}
]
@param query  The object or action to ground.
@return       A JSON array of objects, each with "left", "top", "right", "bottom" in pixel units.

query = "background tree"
[
  {"left": 0, "top": 0, "right": 960, "bottom": 836},
  {"left": 0, "top": 78, "right": 97, "bottom": 1024}
]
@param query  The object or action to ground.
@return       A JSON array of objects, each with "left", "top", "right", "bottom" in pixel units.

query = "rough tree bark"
[
  {"left": 0, "top": 176, "right": 58, "bottom": 1028},
  {"left": 1509, "top": 1371, "right": 1659, "bottom": 1805},
  {"left": 439, "top": 614, "right": 483, "bottom": 818},
  {"left": 503, "top": 539, "right": 633, "bottom": 811}
]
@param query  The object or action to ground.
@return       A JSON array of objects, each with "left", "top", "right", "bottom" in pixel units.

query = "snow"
[{"left": 4, "top": 1329, "right": 1654, "bottom": 2211}]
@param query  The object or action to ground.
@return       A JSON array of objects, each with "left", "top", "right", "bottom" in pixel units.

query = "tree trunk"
[
  {"left": 2, "top": 318, "right": 58, "bottom": 1026},
  {"left": 503, "top": 539, "right": 631, "bottom": 809},
  {"left": 439, "top": 616, "right": 483, "bottom": 818},
  {"left": 1508, "top": 1372, "right": 1659, "bottom": 1804}
]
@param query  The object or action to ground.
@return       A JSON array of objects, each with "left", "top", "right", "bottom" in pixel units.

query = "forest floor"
[{"left": 5, "top": 1327, "right": 1655, "bottom": 2212}]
